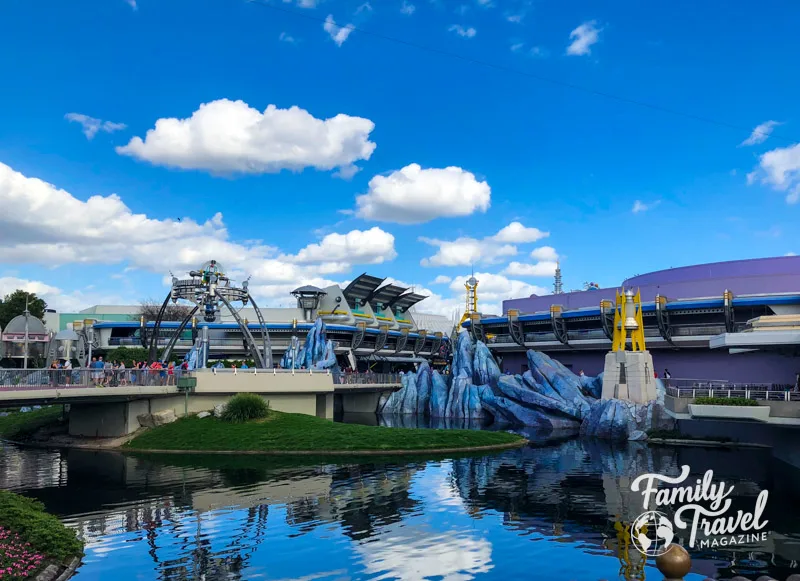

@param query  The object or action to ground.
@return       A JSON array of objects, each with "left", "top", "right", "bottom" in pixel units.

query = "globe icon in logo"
[{"left": 630, "top": 511, "right": 675, "bottom": 556}]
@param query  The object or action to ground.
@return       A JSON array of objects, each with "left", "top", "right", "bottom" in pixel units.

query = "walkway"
[{"left": 0, "top": 368, "right": 402, "bottom": 406}]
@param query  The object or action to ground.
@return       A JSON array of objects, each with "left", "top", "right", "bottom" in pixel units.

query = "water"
[{"left": 1, "top": 439, "right": 799, "bottom": 581}]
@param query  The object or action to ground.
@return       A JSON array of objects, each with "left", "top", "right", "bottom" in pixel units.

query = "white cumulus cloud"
[
  {"left": 503, "top": 260, "right": 557, "bottom": 277},
  {"left": 355, "top": 163, "right": 491, "bottom": 224},
  {"left": 741, "top": 120, "right": 781, "bottom": 146},
  {"left": 400, "top": 1, "right": 415, "bottom": 14},
  {"left": 420, "top": 222, "right": 549, "bottom": 267},
  {"left": 448, "top": 24, "right": 476, "bottom": 38},
  {"left": 449, "top": 272, "right": 548, "bottom": 309},
  {"left": 566, "top": 20, "right": 600, "bottom": 56},
  {"left": 323, "top": 14, "right": 354, "bottom": 46},
  {"left": 287, "top": 227, "right": 396, "bottom": 270},
  {"left": 116, "top": 99, "right": 375, "bottom": 177},
  {"left": 748, "top": 142, "right": 800, "bottom": 204},
  {"left": 65, "top": 113, "right": 127, "bottom": 140},
  {"left": 491, "top": 221, "right": 548, "bottom": 244},
  {"left": 632, "top": 199, "right": 660, "bottom": 213},
  {"left": 0, "top": 161, "right": 395, "bottom": 306},
  {"left": 530, "top": 246, "right": 558, "bottom": 261},
  {"left": 431, "top": 275, "right": 452, "bottom": 284}
]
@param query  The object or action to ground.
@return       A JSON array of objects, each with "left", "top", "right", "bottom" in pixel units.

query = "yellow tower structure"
[
  {"left": 611, "top": 289, "right": 646, "bottom": 352},
  {"left": 457, "top": 275, "right": 479, "bottom": 329},
  {"left": 601, "top": 287, "right": 657, "bottom": 403}
]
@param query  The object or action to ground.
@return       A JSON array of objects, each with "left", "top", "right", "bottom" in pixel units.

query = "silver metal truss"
[
  {"left": 600, "top": 299, "right": 615, "bottom": 341},
  {"left": 429, "top": 331, "right": 443, "bottom": 356},
  {"left": 145, "top": 261, "right": 273, "bottom": 367},
  {"left": 372, "top": 324, "right": 390, "bottom": 354},
  {"left": 506, "top": 309, "right": 526, "bottom": 346},
  {"left": 413, "top": 329, "right": 428, "bottom": 354},
  {"left": 394, "top": 328, "right": 409, "bottom": 353},
  {"left": 351, "top": 321, "right": 367, "bottom": 350},
  {"left": 550, "top": 305, "right": 569, "bottom": 345},
  {"left": 160, "top": 305, "right": 199, "bottom": 364},
  {"left": 723, "top": 289, "right": 735, "bottom": 333},
  {"left": 655, "top": 294, "right": 675, "bottom": 346}
]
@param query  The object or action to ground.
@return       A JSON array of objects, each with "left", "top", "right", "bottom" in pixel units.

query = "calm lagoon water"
[{"left": 1, "top": 438, "right": 799, "bottom": 581}]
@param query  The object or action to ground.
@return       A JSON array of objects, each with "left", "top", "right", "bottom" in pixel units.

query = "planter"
[{"left": 688, "top": 404, "right": 770, "bottom": 422}]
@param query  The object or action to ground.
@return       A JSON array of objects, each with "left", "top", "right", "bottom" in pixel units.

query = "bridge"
[{"left": 0, "top": 368, "right": 403, "bottom": 438}]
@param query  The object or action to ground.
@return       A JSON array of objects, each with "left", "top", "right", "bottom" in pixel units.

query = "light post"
[
  {"left": 84, "top": 319, "right": 95, "bottom": 366},
  {"left": 22, "top": 297, "right": 29, "bottom": 370}
]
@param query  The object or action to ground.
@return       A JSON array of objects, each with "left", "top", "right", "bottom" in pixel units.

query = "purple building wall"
[
  {"left": 499, "top": 349, "right": 798, "bottom": 384},
  {"left": 503, "top": 256, "right": 800, "bottom": 315}
]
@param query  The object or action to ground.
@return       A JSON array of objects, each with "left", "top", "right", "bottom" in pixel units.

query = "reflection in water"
[{"left": 1, "top": 440, "right": 799, "bottom": 581}]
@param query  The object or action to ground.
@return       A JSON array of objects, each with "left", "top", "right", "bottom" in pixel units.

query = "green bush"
[
  {"left": 694, "top": 396, "right": 758, "bottom": 407},
  {"left": 0, "top": 490, "right": 84, "bottom": 563},
  {"left": 220, "top": 393, "right": 270, "bottom": 423}
]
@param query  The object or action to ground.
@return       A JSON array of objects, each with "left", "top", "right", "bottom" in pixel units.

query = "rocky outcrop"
[
  {"left": 379, "top": 331, "right": 675, "bottom": 440},
  {"left": 137, "top": 409, "right": 177, "bottom": 428},
  {"left": 280, "top": 318, "right": 338, "bottom": 370}
]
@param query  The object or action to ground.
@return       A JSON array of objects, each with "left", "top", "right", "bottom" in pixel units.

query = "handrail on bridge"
[
  {"left": 666, "top": 385, "right": 800, "bottom": 402},
  {"left": 0, "top": 368, "right": 402, "bottom": 391}
]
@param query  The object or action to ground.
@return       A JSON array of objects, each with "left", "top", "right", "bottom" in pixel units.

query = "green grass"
[
  {"left": 0, "top": 407, "right": 63, "bottom": 440},
  {"left": 0, "top": 490, "right": 83, "bottom": 564},
  {"left": 126, "top": 411, "right": 525, "bottom": 453},
  {"left": 693, "top": 396, "right": 758, "bottom": 407}
]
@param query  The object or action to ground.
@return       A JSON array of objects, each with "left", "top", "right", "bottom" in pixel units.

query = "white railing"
[
  {"left": 0, "top": 368, "right": 192, "bottom": 390},
  {"left": 666, "top": 386, "right": 800, "bottom": 402}
]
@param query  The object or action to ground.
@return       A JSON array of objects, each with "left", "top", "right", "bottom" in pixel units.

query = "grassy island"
[
  {"left": 0, "top": 490, "right": 84, "bottom": 578},
  {"left": 126, "top": 410, "right": 526, "bottom": 455},
  {"left": 0, "top": 407, "right": 63, "bottom": 441}
]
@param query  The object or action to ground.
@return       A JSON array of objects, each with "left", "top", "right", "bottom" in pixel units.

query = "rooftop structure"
[{"left": 467, "top": 256, "right": 800, "bottom": 385}]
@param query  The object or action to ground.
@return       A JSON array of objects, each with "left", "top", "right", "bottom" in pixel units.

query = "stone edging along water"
[
  {"left": 116, "top": 438, "right": 529, "bottom": 456},
  {"left": 648, "top": 438, "right": 770, "bottom": 449}
]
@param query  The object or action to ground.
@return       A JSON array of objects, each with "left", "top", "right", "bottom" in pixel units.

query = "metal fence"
[
  {"left": 0, "top": 368, "right": 192, "bottom": 390},
  {"left": 666, "top": 386, "right": 800, "bottom": 402},
  {"left": 333, "top": 372, "right": 402, "bottom": 385},
  {"left": 0, "top": 367, "right": 403, "bottom": 391}
]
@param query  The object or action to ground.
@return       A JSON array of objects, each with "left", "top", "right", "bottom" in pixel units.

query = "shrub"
[
  {"left": 0, "top": 491, "right": 83, "bottom": 564},
  {"left": 220, "top": 393, "right": 270, "bottom": 423},
  {"left": 693, "top": 397, "right": 758, "bottom": 407}
]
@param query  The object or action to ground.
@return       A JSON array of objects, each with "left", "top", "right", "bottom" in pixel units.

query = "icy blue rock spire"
[
  {"left": 378, "top": 329, "right": 674, "bottom": 440},
  {"left": 280, "top": 317, "right": 338, "bottom": 370}
]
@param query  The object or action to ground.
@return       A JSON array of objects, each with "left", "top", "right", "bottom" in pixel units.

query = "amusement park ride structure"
[
  {"left": 140, "top": 261, "right": 274, "bottom": 368},
  {"left": 600, "top": 288, "right": 657, "bottom": 404}
]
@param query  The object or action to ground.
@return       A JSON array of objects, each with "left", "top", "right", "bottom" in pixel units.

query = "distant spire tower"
[
  {"left": 554, "top": 261, "right": 563, "bottom": 295},
  {"left": 457, "top": 268, "right": 480, "bottom": 330}
]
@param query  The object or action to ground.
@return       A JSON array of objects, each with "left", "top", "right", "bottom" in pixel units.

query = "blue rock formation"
[
  {"left": 280, "top": 318, "right": 338, "bottom": 370},
  {"left": 379, "top": 330, "right": 675, "bottom": 440}
]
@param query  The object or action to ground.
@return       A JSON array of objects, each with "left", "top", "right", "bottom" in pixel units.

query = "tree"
[
  {"left": 136, "top": 299, "right": 195, "bottom": 322},
  {"left": 0, "top": 290, "right": 47, "bottom": 330}
]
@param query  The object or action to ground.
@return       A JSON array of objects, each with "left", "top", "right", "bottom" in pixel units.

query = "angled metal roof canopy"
[
  {"left": 390, "top": 292, "right": 428, "bottom": 313},
  {"left": 370, "top": 284, "right": 408, "bottom": 309},
  {"left": 343, "top": 273, "right": 385, "bottom": 307}
]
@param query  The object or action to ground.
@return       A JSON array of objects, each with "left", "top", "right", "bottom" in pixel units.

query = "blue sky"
[{"left": 1, "top": 0, "right": 799, "bottom": 316}]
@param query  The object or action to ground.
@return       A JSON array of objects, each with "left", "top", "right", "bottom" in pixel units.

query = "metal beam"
[
  {"left": 507, "top": 309, "right": 525, "bottom": 346},
  {"left": 147, "top": 293, "right": 173, "bottom": 363},
  {"left": 247, "top": 295, "right": 274, "bottom": 368},
  {"left": 351, "top": 321, "right": 366, "bottom": 350},
  {"left": 724, "top": 289, "right": 735, "bottom": 333},
  {"left": 372, "top": 324, "right": 390, "bottom": 353},
  {"left": 600, "top": 300, "right": 614, "bottom": 341},
  {"left": 161, "top": 305, "right": 199, "bottom": 363},
  {"left": 394, "top": 328, "right": 410, "bottom": 353},
  {"left": 216, "top": 292, "right": 265, "bottom": 367},
  {"left": 550, "top": 305, "right": 569, "bottom": 345},
  {"left": 413, "top": 329, "right": 428, "bottom": 354},
  {"left": 655, "top": 294, "right": 675, "bottom": 346}
]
